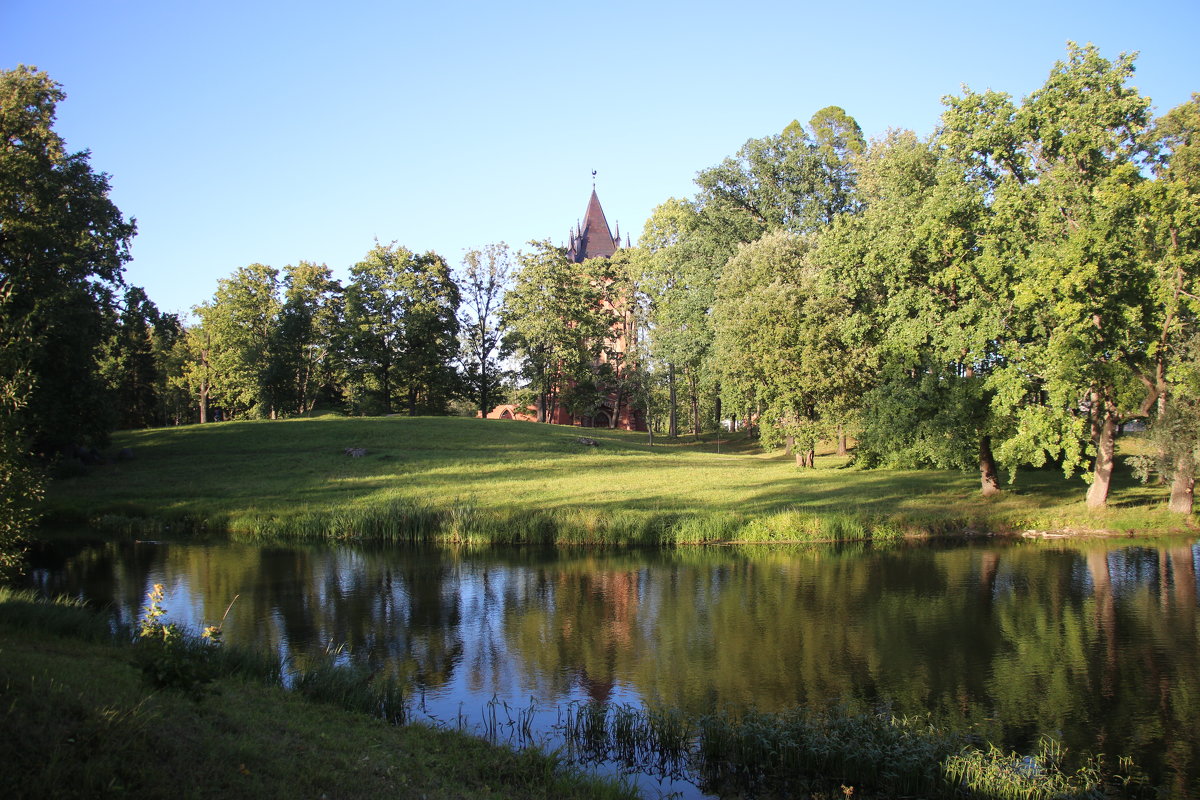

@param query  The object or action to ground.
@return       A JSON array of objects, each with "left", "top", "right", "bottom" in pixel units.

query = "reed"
[
  {"left": 290, "top": 657, "right": 407, "bottom": 725},
  {"left": 558, "top": 701, "right": 1149, "bottom": 799},
  {"left": 0, "top": 588, "right": 117, "bottom": 642},
  {"left": 91, "top": 501, "right": 938, "bottom": 549}
]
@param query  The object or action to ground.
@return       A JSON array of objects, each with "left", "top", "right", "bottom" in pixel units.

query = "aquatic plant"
[{"left": 559, "top": 701, "right": 1149, "bottom": 799}]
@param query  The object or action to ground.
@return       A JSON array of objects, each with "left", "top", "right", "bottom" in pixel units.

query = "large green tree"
[
  {"left": 344, "top": 243, "right": 460, "bottom": 415},
  {"left": 1141, "top": 93, "right": 1200, "bottom": 512},
  {"left": 271, "top": 262, "right": 343, "bottom": 416},
  {"left": 640, "top": 199, "right": 721, "bottom": 436},
  {"left": 713, "top": 230, "right": 867, "bottom": 464},
  {"left": 941, "top": 44, "right": 1168, "bottom": 508},
  {"left": 196, "top": 263, "right": 282, "bottom": 419},
  {"left": 0, "top": 65, "right": 135, "bottom": 452},
  {"left": 818, "top": 129, "right": 1006, "bottom": 493}
]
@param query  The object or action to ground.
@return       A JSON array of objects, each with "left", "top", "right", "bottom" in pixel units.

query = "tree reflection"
[{"left": 29, "top": 535, "right": 1200, "bottom": 790}]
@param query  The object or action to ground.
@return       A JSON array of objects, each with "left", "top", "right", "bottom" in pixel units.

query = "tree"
[
  {"left": 695, "top": 108, "right": 865, "bottom": 236},
  {"left": 713, "top": 231, "right": 868, "bottom": 465},
  {"left": 196, "top": 263, "right": 281, "bottom": 419},
  {"left": 640, "top": 199, "right": 720, "bottom": 437},
  {"left": 174, "top": 322, "right": 214, "bottom": 424},
  {"left": 1139, "top": 93, "right": 1200, "bottom": 513},
  {"left": 99, "top": 286, "right": 183, "bottom": 429},
  {"left": 807, "top": 105, "right": 867, "bottom": 224},
  {"left": 0, "top": 65, "right": 135, "bottom": 452},
  {"left": 271, "top": 262, "right": 342, "bottom": 416},
  {"left": 818, "top": 129, "right": 1006, "bottom": 494},
  {"left": 502, "top": 241, "right": 610, "bottom": 423},
  {"left": 0, "top": 284, "right": 43, "bottom": 581},
  {"left": 934, "top": 43, "right": 1187, "bottom": 509},
  {"left": 344, "top": 243, "right": 460, "bottom": 415},
  {"left": 458, "top": 243, "right": 512, "bottom": 418}
]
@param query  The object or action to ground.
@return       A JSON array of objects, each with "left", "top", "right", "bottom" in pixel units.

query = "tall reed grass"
[{"left": 92, "top": 502, "right": 967, "bottom": 547}]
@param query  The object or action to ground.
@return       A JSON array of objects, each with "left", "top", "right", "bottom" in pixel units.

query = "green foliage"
[
  {"left": 270, "top": 261, "right": 343, "bottom": 416},
  {"left": 856, "top": 367, "right": 991, "bottom": 471},
  {"left": 344, "top": 243, "right": 461, "bottom": 415},
  {"left": 0, "top": 285, "right": 43, "bottom": 581},
  {"left": 98, "top": 286, "right": 186, "bottom": 428},
  {"left": 713, "top": 230, "right": 867, "bottom": 454},
  {"left": 502, "top": 241, "right": 611, "bottom": 422},
  {"left": 695, "top": 108, "right": 864, "bottom": 235},
  {"left": 0, "top": 65, "right": 135, "bottom": 452},
  {"left": 134, "top": 583, "right": 227, "bottom": 697},
  {"left": 197, "top": 263, "right": 283, "bottom": 419}
]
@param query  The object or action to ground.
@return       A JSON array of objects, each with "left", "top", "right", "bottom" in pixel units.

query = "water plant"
[
  {"left": 289, "top": 656, "right": 407, "bottom": 725},
  {"left": 558, "top": 701, "right": 1151, "bottom": 799}
]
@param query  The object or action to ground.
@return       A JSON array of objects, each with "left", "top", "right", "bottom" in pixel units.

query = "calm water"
[{"left": 24, "top": 535, "right": 1200, "bottom": 797}]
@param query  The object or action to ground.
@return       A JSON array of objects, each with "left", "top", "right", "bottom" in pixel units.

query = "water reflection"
[{"left": 24, "top": 536, "right": 1200, "bottom": 794}]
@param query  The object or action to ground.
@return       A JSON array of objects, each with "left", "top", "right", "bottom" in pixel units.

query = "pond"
[{"left": 23, "top": 534, "right": 1200, "bottom": 797}]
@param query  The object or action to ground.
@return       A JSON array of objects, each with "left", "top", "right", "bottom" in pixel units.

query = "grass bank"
[
  {"left": 0, "top": 590, "right": 634, "bottom": 800},
  {"left": 43, "top": 415, "right": 1194, "bottom": 544}
]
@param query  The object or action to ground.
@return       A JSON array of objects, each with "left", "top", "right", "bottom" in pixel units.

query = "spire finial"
[{"left": 592, "top": 169, "right": 597, "bottom": 189}]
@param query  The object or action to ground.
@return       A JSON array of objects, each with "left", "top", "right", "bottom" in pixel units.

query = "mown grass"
[
  {"left": 42, "top": 415, "right": 1194, "bottom": 543},
  {"left": 0, "top": 591, "right": 635, "bottom": 800}
]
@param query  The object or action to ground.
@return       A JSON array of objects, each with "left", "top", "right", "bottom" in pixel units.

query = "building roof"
[{"left": 566, "top": 189, "right": 620, "bottom": 263}]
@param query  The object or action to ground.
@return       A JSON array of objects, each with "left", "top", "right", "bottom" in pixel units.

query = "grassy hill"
[{"left": 43, "top": 415, "right": 1192, "bottom": 543}]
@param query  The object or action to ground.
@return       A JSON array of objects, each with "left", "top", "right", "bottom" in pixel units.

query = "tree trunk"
[
  {"left": 979, "top": 435, "right": 1001, "bottom": 497},
  {"left": 836, "top": 424, "right": 848, "bottom": 457},
  {"left": 1086, "top": 403, "right": 1117, "bottom": 510},
  {"left": 478, "top": 363, "right": 490, "bottom": 419},
  {"left": 714, "top": 383, "right": 721, "bottom": 436},
  {"left": 1168, "top": 450, "right": 1195, "bottom": 514},
  {"left": 804, "top": 448, "right": 815, "bottom": 468},
  {"left": 381, "top": 362, "right": 392, "bottom": 414},
  {"left": 667, "top": 363, "right": 678, "bottom": 438},
  {"left": 785, "top": 434, "right": 795, "bottom": 454},
  {"left": 199, "top": 382, "right": 209, "bottom": 424}
]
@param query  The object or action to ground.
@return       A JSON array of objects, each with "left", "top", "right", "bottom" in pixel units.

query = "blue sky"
[{"left": 3, "top": 0, "right": 1198, "bottom": 316}]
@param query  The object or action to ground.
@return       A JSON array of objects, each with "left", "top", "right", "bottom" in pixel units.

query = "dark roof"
[{"left": 566, "top": 189, "right": 620, "bottom": 263}]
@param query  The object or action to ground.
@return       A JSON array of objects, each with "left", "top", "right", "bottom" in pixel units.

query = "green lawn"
[{"left": 43, "top": 415, "right": 1193, "bottom": 543}]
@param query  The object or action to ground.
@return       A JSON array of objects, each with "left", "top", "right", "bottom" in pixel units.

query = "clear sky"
[{"left": 3, "top": 0, "right": 1198, "bottom": 317}]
